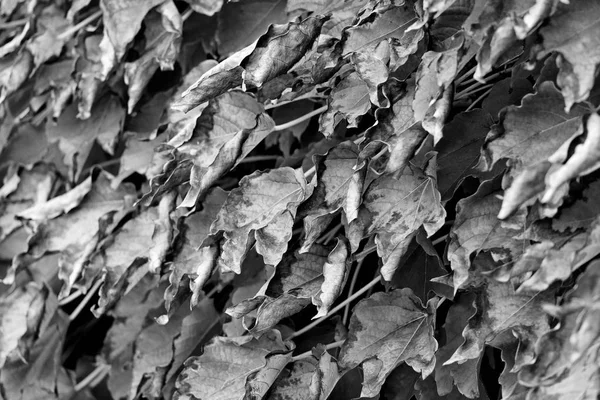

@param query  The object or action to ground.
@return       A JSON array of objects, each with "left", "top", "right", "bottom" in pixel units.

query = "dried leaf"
[
  {"left": 339, "top": 289, "right": 438, "bottom": 398},
  {"left": 46, "top": 93, "right": 125, "bottom": 180},
  {"left": 217, "top": 0, "right": 286, "bottom": 56},
  {"left": 480, "top": 82, "right": 587, "bottom": 177},
  {"left": 174, "top": 330, "right": 293, "bottom": 400},
  {"left": 313, "top": 237, "right": 350, "bottom": 318},
  {"left": 543, "top": 113, "right": 600, "bottom": 201},
  {"left": 362, "top": 165, "right": 446, "bottom": 279},
  {"left": 445, "top": 279, "right": 553, "bottom": 366},
  {"left": 435, "top": 109, "right": 494, "bottom": 201},
  {"left": 210, "top": 167, "right": 310, "bottom": 273},
  {"left": 319, "top": 71, "right": 371, "bottom": 137},
  {"left": 447, "top": 178, "right": 526, "bottom": 290},
  {"left": 242, "top": 15, "right": 327, "bottom": 88},
  {"left": 538, "top": 0, "right": 600, "bottom": 109},
  {"left": 99, "top": 0, "right": 165, "bottom": 74}
]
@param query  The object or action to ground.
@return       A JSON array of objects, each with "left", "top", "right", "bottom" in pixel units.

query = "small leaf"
[
  {"left": 339, "top": 289, "right": 438, "bottom": 398},
  {"left": 26, "top": 5, "right": 71, "bottom": 67}
]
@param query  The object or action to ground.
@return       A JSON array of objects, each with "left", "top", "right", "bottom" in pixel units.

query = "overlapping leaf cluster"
[{"left": 1, "top": 0, "right": 599, "bottom": 399}]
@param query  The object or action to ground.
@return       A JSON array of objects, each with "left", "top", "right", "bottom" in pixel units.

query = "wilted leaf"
[
  {"left": 183, "top": 0, "right": 223, "bottom": 16},
  {"left": 480, "top": 82, "right": 587, "bottom": 178},
  {"left": 175, "top": 330, "right": 293, "bottom": 400},
  {"left": 543, "top": 113, "right": 600, "bottom": 201},
  {"left": 210, "top": 167, "right": 310, "bottom": 273},
  {"left": 445, "top": 278, "right": 553, "bottom": 367},
  {"left": 99, "top": 0, "right": 166, "bottom": 76},
  {"left": 93, "top": 192, "right": 176, "bottom": 314},
  {"left": 242, "top": 15, "right": 326, "bottom": 88},
  {"left": 313, "top": 237, "right": 350, "bottom": 318},
  {"left": 124, "top": 2, "right": 182, "bottom": 113},
  {"left": 435, "top": 109, "right": 493, "bottom": 200},
  {"left": 0, "top": 283, "right": 45, "bottom": 368},
  {"left": 447, "top": 178, "right": 526, "bottom": 290},
  {"left": 46, "top": 93, "right": 125, "bottom": 180},
  {"left": 340, "top": 289, "right": 438, "bottom": 397},
  {"left": 519, "top": 261, "right": 600, "bottom": 400},
  {"left": 0, "top": 50, "right": 33, "bottom": 104},
  {"left": 267, "top": 348, "right": 341, "bottom": 400},
  {"left": 26, "top": 4, "right": 71, "bottom": 67},
  {"left": 165, "top": 188, "right": 228, "bottom": 311},
  {"left": 217, "top": 0, "right": 286, "bottom": 56},
  {"left": 0, "top": 165, "right": 56, "bottom": 243},
  {"left": 538, "top": 0, "right": 600, "bottom": 109},
  {"left": 361, "top": 165, "right": 446, "bottom": 280},
  {"left": 180, "top": 112, "right": 275, "bottom": 208},
  {"left": 553, "top": 179, "right": 600, "bottom": 232},
  {"left": 320, "top": 71, "right": 371, "bottom": 137},
  {"left": 435, "top": 293, "right": 479, "bottom": 398},
  {"left": 7, "top": 172, "right": 136, "bottom": 292},
  {"left": 298, "top": 141, "right": 362, "bottom": 250}
]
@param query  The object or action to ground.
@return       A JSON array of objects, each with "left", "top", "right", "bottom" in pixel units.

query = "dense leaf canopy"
[{"left": 0, "top": 0, "right": 599, "bottom": 399}]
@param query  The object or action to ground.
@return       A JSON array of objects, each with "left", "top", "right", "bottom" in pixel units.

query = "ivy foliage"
[{"left": 0, "top": 0, "right": 599, "bottom": 399}]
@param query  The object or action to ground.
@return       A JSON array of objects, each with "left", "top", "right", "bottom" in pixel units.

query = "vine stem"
[
  {"left": 352, "top": 244, "right": 377, "bottom": 262},
  {"left": 343, "top": 258, "right": 365, "bottom": 325},
  {"left": 454, "top": 65, "right": 477, "bottom": 86},
  {"left": 0, "top": 18, "right": 28, "bottom": 29},
  {"left": 287, "top": 275, "right": 381, "bottom": 340},
  {"left": 290, "top": 339, "right": 346, "bottom": 362},
  {"left": 455, "top": 83, "right": 493, "bottom": 100},
  {"left": 273, "top": 105, "right": 328, "bottom": 132},
  {"left": 466, "top": 87, "right": 493, "bottom": 112},
  {"left": 69, "top": 278, "right": 103, "bottom": 321},
  {"left": 59, "top": 288, "right": 84, "bottom": 306},
  {"left": 264, "top": 93, "right": 325, "bottom": 110},
  {"left": 237, "top": 155, "right": 281, "bottom": 164},
  {"left": 432, "top": 234, "right": 449, "bottom": 246},
  {"left": 57, "top": 9, "right": 102, "bottom": 40},
  {"left": 74, "top": 364, "right": 110, "bottom": 392}
]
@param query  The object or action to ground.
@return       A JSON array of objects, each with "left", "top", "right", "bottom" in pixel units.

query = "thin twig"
[
  {"left": 74, "top": 364, "right": 110, "bottom": 392},
  {"left": 352, "top": 244, "right": 377, "bottom": 262},
  {"left": 454, "top": 65, "right": 477, "bottom": 86},
  {"left": 343, "top": 258, "right": 365, "bottom": 325},
  {"left": 181, "top": 8, "right": 194, "bottom": 21},
  {"left": 273, "top": 105, "right": 328, "bottom": 132},
  {"left": 0, "top": 18, "right": 28, "bottom": 30},
  {"left": 59, "top": 288, "right": 84, "bottom": 306},
  {"left": 69, "top": 279, "right": 103, "bottom": 321},
  {"left": 465, "top": 87, "right": 493, "bottom": 111},
  {"left": 57, "top": 9, "right": 102, "bottom": 40},
  {"left": 432, "top": 234, "right": 448, "bottom": 246},
  {"left": 287, "top": 275, "right": 381, "bottom": 340},
  {"left": 291, "top": 340, "right": 346, "bottom": 362},
  {"left": 316, "top": 223, "right": 342, "bottom": 245},
  {"left": 237, "top": 155, "right": 281, "bottom": 164},
  {"left": 455, "top": 83, "right": 493, "bottom": 101},
  {"left": 264, "top": 93, "right": 325, "bottom": 110}
]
